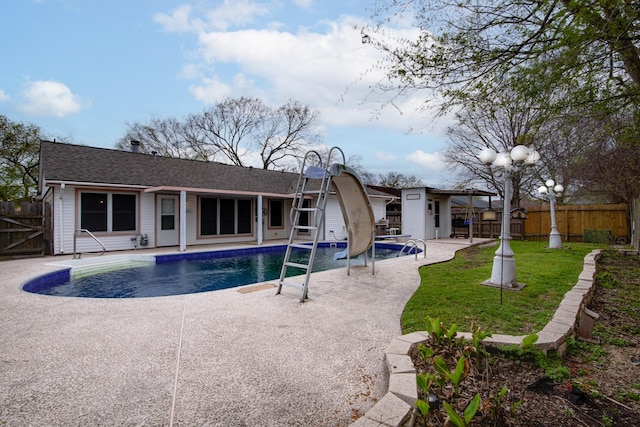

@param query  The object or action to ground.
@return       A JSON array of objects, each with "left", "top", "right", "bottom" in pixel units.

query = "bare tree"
[
  {"left": 188, "top": 97, "right": 323, "bottom": 169},
  {"left": 569, "top": 112, "right": 640, "bottom": 205},
  {"left": 188, "top": 97, "right": 268, "bottom": 166},
  {"left": 445, "top": 88, "right": 546, "bottom": 207},
  {"left": 255, "top": 100, "right": 322, "bottom": 170},
  {"left": 377, "top": 172, "right": 424, "bottom": 188},
  {"left": 115, "top": 116, "right": 203, "bottom": 159},
  {"left": 119, "top": 97, "right": 322, "bottom": 169}
]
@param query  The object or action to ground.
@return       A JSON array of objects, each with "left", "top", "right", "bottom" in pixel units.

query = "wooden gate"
[{"left": 0, "top": 201, "right": 45, "bottom": 257}]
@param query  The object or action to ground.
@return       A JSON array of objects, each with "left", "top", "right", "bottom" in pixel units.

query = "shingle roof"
[
  {"left": 366, "top": 185, "right": 401, "bottom": 198},
  {"left": 40, "top": 140, "right": 300, "bottom": 195}
]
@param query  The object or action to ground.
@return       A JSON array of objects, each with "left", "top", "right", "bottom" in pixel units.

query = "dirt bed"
[{"left": 412, "top": 250, "right": 640, "bottom": 426}]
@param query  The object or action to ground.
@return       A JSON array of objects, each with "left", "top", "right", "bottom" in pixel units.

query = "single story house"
[{"left": 38, "top": 141, "right": 397, "bottom": 255}]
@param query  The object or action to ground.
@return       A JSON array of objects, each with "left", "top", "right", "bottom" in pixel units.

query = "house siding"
[
  {"left": 139, "top": 192, "right": 155, "bottom": 247},
  {"left": 184, "top": 194, "right": 198, "bottom": 245},
  {"left": 371, "top": 199, "right": 386, "bottom": 225},
  {"left": 402, "top": 188, "right": 427, "bottom": 240},
  {"left": 57, "top": 186, "right": 76, "bottom": 254},
  {"left": 325, "top": 197, "right": 347, "bottom": 241}
]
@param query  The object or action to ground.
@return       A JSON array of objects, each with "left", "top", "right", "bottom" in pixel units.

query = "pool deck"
[{"left": 0, "top": 238, "right": 489, "bottom": 426}]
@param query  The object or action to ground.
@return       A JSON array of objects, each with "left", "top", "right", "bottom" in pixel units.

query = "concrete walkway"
[{"left": 0, "top": 239, "right": 485, "bottom": 426}]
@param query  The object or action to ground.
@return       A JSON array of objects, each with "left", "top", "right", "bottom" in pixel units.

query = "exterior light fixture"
[
  {"left": 538, "top": 179, "right": 564, "bottom": 249},
  {"left": 479, "top": 145, "right": 540, "bottom": 287}
]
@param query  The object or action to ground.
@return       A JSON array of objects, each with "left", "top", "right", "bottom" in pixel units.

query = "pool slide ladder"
[
  {"left": 276, "top": 147, "right": 375, "bottom": 302},
  {"left": 276, "top": 149, "right": 336, "bottom": 302}
]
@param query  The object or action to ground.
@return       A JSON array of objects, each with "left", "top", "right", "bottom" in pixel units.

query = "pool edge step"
[{"left": 71, "top": 260, "right": 154, "bottom": 280}]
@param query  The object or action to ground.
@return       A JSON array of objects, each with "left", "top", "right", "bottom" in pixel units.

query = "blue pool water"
[{"left": 23, "top": 243, "right": 411, "bottom": 298}]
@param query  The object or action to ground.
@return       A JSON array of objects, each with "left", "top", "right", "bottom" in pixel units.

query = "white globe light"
[
  {"left": 525, "top": 149, "right": 540, "bottom": 165},
  {"left": 554, "top": 184, "right": 564, "bottom": 193},
  {"left": 545, "top": 179, "right": 555, "bottom": 187},
  {"left": 538, "top": 186, "right": 548, "bottom": 194},
  {"left": 493, "top": 152, "right": 512, "bottom": 167},
  {"left": 479, "top": 148, "right": 497, "bottom": 165},
  {"left": 510, "top": 145, "right": 530, "bottom": 162}
]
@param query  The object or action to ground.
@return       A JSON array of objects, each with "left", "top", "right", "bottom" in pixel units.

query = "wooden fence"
[
  {"left": 524, "top": 204, "right": 628, "bottom": 243},
  {"left": 451, "top": 204, "right": 629, "bottom": 243},
  {"left": 0, "top": 201, "right": 46, "bottom": 257},
  {"left": 451, "top": 212, "right": 526, "bottom": 240}
]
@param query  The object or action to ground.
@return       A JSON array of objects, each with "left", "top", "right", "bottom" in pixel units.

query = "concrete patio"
[{"left": 0, "top": 238, "right": 485, "bottom": 426}]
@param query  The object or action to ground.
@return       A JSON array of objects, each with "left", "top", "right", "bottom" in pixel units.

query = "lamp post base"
[
  {"left": 549, "top": 230, "right": 562, "bottom": 249},
  {"left": 481, "top": 278, "right": 526, "bottom": 291},
  {"left": 490, "top": 254, "right": 517, "bottom": 287}
]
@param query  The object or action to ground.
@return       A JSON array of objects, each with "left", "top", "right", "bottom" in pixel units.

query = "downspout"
[
  {"left": 257, "top": 195, "right": 263, "bottom": 245},
  {"left": 179, "top": 190, "right": 186, "bottom": 252},
  {"left": 58, "top": 183, "right": 65, "bottom": 254}
]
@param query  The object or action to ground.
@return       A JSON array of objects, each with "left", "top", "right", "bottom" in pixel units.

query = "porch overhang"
[
  {"left": 427, "top": 188, "right": 497, "bottom": 197},
  {"left": 143, "top": 186, "right": 295, "bottom": 198},
  {"left": 44, "top": 180, "right": 149, "bottom": 190}
]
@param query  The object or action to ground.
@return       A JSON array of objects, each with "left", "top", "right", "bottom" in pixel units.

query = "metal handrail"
[
  {"left": 397, "top": 239, "right": 427, "bottom": 260},
  {"left": 73, "top": 229, "right": 106, "bottom": 259}
]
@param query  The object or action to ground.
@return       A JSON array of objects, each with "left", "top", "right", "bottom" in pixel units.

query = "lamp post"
[
  {"left": 538, "top": 179, "right": 564, "bottom": 249},
  {"left": 479, "top": 145, "right": 540, "bottom": 287}
]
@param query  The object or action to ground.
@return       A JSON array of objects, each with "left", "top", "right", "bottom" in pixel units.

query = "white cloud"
[
  {"left": 204, "top": 0, "right": 269, "bottom": 31},
  {"left": 154, "top": 5, "right": 199, "bottom": 33},
  {"left": 189, "top": 75, "right": 233, "bottom": 103},
  {"left": 155, "top": 1, "right": 270, "bottom": 33},
  {"left": 20, "top": 80, "right": 89, "bottom": 117},
  {"left": 180, "top": 63, "right": 201, "bottom": 80},
  {"left": 183, "top": 15, "right": 430, "bottom": 132},
  {"left": 406, "top": 150, "right": 447, "bottom": 172},
  {"left": 375, "top": 151, "right": 396, "bottom": 162},
  {"left": 292, "top": 0, "right": 314, "bottom": 8},
  {"left": 0, "top": 89, "right": 9, "bottom": 102}
]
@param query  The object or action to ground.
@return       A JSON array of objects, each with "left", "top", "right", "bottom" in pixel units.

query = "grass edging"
[{"left": 350, "top": 249, "right": 602, "bottom": 427}]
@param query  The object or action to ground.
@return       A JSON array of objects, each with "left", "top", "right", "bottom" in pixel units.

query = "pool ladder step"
[
  {"left": 289, "top": 243, "right": 312, "bottom": 250},
  {"left": 279, "top": 280, "right": 305, "bottom": 290},
  {"left": 71, "top": 260, "right": 152, "bottom": 280},
  {"left": 283, "top": 261, "right": 310, "bottom": 270}
]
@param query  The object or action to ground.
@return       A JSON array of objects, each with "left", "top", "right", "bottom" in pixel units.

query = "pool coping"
[
  {"left": 26, "top": 241, "right": 412, "bottom": 297},
  {"left": 350, "top": 249, "right": 602, "bottom": 427}
]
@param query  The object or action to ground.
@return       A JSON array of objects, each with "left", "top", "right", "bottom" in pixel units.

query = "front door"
[{"left": 156, "top": 195, "right": 179, "bottom": 247}]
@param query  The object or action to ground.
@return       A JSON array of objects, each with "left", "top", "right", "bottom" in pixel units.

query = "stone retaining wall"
[{"left": 351, "top": 250, "right": 601, "bottom": 427}]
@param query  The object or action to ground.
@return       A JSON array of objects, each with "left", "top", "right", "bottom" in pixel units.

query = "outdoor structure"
[
  {"left": 38, "top": 141, "right": 397, "bottom": 256},
  {"left": 400, "top": 187, "right": 496, "bottom": 240}
]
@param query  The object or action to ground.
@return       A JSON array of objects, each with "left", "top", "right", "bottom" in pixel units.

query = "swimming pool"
[{"left": 23, "top": 242, "right": 412, "bottom": 298}]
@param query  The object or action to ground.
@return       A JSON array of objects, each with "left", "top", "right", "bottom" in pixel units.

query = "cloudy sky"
[{"left": 1, "top": 0, "right": 456, "bottom": 186}]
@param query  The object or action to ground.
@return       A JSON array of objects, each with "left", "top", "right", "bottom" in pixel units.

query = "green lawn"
[{"left": 401, "top": 240, "right": 602, "bottom": 336}]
